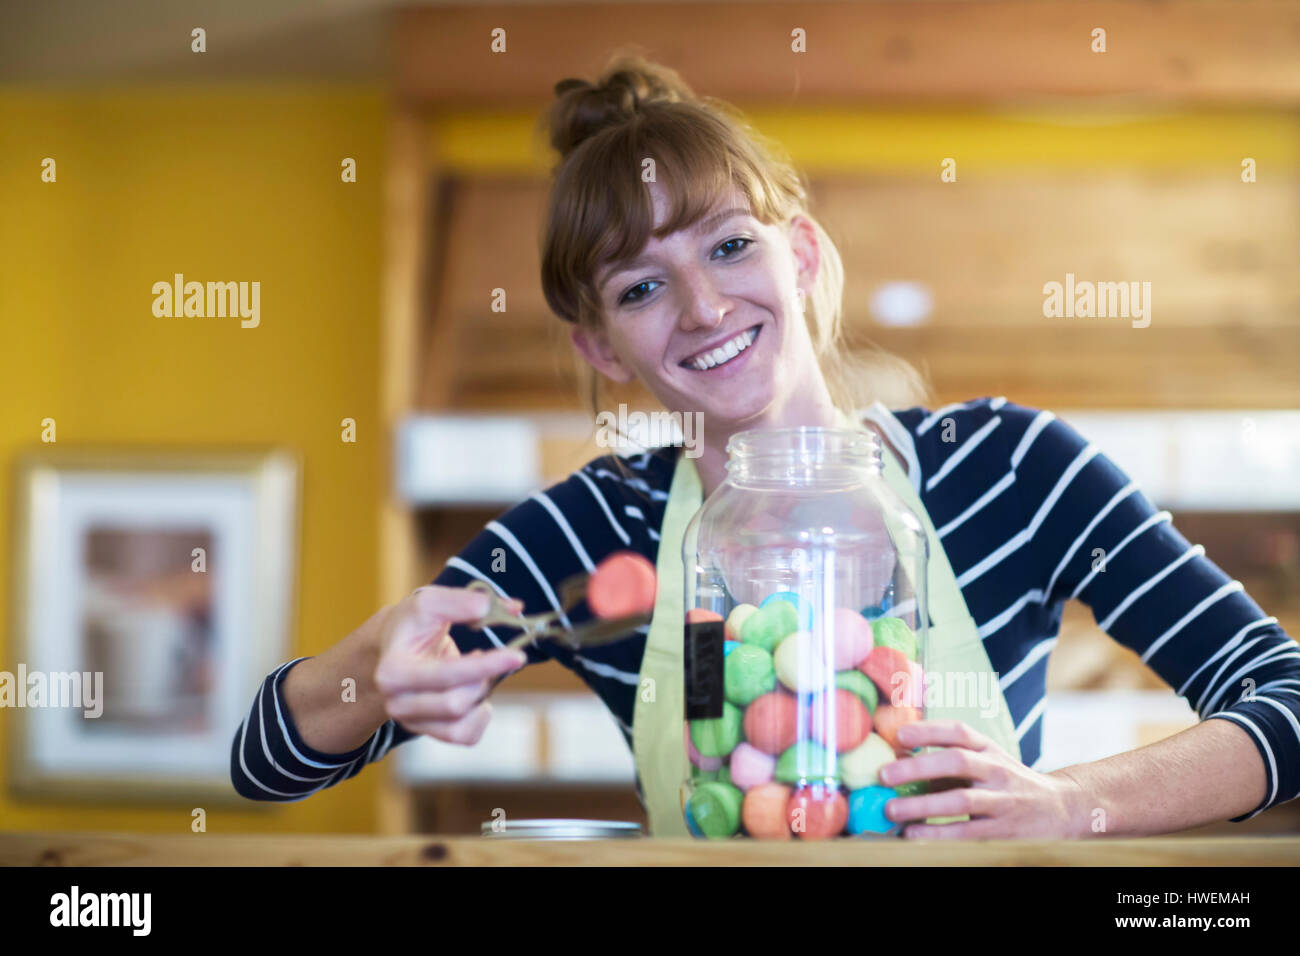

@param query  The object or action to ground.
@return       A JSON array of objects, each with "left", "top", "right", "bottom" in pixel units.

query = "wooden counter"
[{"left": 4, "top": 832, "right": 1299, "bottom": 866}]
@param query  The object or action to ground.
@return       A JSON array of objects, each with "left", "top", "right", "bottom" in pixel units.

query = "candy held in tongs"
[{"left": 466, "top": 550, "right": 658, "bottom": 652}]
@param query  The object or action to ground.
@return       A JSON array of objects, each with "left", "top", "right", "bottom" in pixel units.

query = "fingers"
[
  {"left": 880, "top": 746, "right": 998, "bottom": 788},
  {"left": 407, "top": 585, "right": 494, "bottom": 628},
  {"left": 396, "top": 700, "right": 494, "bottom": 746},
  {"left": 895, "top": 720, "right": 992, "bottom": 752},
  {"left": 376, "top": 645, "right": 526, "bottom": 695},
  {"left": 886, "top": 785, "right": 1001, "bottom": 825},
  {"left": 386, "top": 681, "right": 490, "bottom": 724}
]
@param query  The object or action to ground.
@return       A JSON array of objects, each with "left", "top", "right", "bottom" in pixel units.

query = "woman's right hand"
[{"left": 373, "top": 585, "right": 528, "bottom": 745}]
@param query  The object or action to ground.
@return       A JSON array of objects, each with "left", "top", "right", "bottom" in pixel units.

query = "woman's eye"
[
  {"left": 620, "top": 280, "right": 660, "bottom": 305},
  {"left": 714, "top": 237, "right": 753, "bottom": 258}
]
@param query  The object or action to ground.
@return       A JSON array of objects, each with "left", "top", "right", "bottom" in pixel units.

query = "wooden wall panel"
[
  {"left": 420, "top": 175, "right": 1300, "bottom": 412},
  {"left": 394, "top": 1, "right": 1300, "bottom": 107}
]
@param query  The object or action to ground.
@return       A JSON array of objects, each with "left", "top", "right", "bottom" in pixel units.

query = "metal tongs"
[
  {"left": 465, "top": 557, "right": 656, "bottom": 703},
  {"left": 465, "top": 573, "right": 653, "bottom": 652}
]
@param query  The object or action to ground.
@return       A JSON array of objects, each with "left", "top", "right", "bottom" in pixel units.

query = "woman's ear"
[
  {"left": 788, "top": 214, "right": 822, "bottom": 303},
  {"left": 571, "top": 325, "right": 635, "bottom": 384}
]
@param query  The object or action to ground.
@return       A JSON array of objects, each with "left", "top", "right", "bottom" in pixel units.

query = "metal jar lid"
[{"left": 480, "top": 818, "right": 643, "bottom": 840}]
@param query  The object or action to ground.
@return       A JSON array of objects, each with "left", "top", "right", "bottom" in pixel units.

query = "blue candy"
[
  {"left": 760, "top": 591, "right": 814, "bottom": 630},
  {"left": 723, "top": 640, "right": 740, "bottom": 657},
  {"left": 684, "top": 801, "right": 704, "bottom": 838},
  {"left": 848, "top": 785, "right": 899, "bottom": 835}
]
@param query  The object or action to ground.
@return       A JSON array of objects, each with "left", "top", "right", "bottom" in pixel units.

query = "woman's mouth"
[{"left": 679, "top": 325, "right": 760, "bottom": 372}]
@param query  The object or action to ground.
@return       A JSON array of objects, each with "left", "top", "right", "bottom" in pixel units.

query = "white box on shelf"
[
  {"left": 397, "top": 415, "right": 541, "bottom": 505},
  {"left": 1036, "top": 690, "right": 1198, "bottom": 772},
  {"left": 1058, "top": 410, "right": 1300, "bottom": 512},
  {"left": 396, "top": 695, "right": 542, "bottom": 782},
  {"left": 543, "top": 696, "right": 636, "bottom": 783}
]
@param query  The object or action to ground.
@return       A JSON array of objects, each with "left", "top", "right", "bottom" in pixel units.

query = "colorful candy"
[
  {"left": 690, "top": 701, "right": 743, "bottom": 758},
  {"left": 742, "top": 691, "right": 801, "bottom": 755},
  {"left": 873, "top": 703, "right": 922, "bottom": 754},
  {"left": 838, "top": 732, "right": 897, "bottom": 790},
  {"left": 739, "top": 600, "right": 800, "bottom": 653},
  {"left": 742, "top": 782, "right": 793, "bottom": 840},
  {"left": 834, "top": 669, "right": 879, "bottom": 714},
  {"left": 832, "top": 607, "right": 876, "bottom": 670},
  {"left": 788, "top": 783, "right": 849, "bottom": 840},
  {"left": 686, "top": 607, "right": 724, "bottom": 624},
  {"left": 894, "top": 779, "right": 929, "bottom": 798},
  {"left": 686, "top": 780, "right": 743, "bottom": 838},
  {"left": 725, "top": 603, "right": 759, "bottom": 642},
  {"left": 773, "top": 630, "right": 833, "bottom": 693},
  {"left": 847, "top": 785, "right": 898, "bottom": 835},
  {"left": 871, "top": 615, "right": 918, "bottom": 661},
  {"left": 686, "top": 589, "right": 930, "bottom": 840},
  {"left": 761, "top": 591, "right": 814, "bottom": 630},
  {"left": 810, "top": 687, "right": 872, "bottom": 753},
  {"left": 861, "top": 645, "right": 923, "bottom": 708},
  {"left": 724, "top": 643, "right": 777, "bottom": 706},
  {"left": 775, "top": 740, "right": 838, "bottom": 785},
  {"left": 728, "top": 741, "right": 776, "bottom": 791},
  {"left": 586, "top": 551, "right": 657, "bottom": 618},
  {"left": 684, "top": 722, "right": 723, "bottom": 771}
]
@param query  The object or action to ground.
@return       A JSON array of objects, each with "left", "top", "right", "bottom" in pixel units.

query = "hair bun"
[{"left": 547, "top": 54, "right": 696, "bottom": 157}]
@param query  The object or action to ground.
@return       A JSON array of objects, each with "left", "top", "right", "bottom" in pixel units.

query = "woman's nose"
[{"left": 676, "top": 271, "right": 730, "bottom": 332}]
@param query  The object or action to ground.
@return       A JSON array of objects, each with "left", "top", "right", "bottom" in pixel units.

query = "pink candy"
[
  {"left": 728, "top": 742, "right": 776, "bottom": 791},
  {"left": 831, "top": 607, "right": 876, "bottom": 670},
  {"left": 684, "top": 723, "right": 723, "bottom": 771}
]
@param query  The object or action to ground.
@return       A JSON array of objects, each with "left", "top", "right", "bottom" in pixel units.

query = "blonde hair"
[{"left": 537, "top": 50, "right": 932, "bottom": 420}]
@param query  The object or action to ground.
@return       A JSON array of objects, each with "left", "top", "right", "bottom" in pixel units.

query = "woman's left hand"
[{"left": 879, "top": 719, "right": 1090, "bottom": 839}]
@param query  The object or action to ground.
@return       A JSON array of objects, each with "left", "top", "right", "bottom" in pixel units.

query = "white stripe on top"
[{"left": 925, "top": 415, "right": 1001, "bottom": 492}]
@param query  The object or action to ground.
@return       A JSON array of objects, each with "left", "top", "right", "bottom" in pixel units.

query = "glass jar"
[{"left": 680, "top": 427, "right": 930, "bottom": 840}]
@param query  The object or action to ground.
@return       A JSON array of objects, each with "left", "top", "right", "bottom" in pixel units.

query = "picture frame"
[{"left": 6, "top": 447, "right": 300, "bottom": 806}]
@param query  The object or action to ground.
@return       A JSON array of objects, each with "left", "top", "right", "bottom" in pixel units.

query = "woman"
[{"left": 232, "top": 55, "right": 1299, "bottom": 838}]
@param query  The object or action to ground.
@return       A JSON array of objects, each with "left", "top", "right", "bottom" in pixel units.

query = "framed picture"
[{"left": 7, "top": 448, "right": 300, "bottom": 805}]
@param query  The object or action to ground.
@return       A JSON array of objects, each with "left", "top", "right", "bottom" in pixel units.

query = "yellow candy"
[
  {"left": 726, "top": 603, "right": 759, "bottom": 642},
  {"left": 773, "top": 630, "right": 833, "bottom": 694}
]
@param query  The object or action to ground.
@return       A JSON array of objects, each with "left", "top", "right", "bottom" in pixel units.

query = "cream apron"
[{"left": 631, "top": 418, "right": 1022, "bottom": 837}]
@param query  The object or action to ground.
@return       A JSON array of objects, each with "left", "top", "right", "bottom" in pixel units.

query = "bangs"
[{"left": 541, "top": 104, "right": 801, "bottom": 326}]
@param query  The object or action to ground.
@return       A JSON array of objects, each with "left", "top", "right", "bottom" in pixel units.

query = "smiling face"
[{"left": 573, "top": 181, "right": 829, "bottom": 432}]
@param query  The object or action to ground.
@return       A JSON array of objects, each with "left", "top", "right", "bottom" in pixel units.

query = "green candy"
[
  {"left": 775, "top": 740, "right": 839, "bottom": 785},
  {"left": 872, "top": 616, "right": 918, "bottom": 661},
  {"left": 690, "top": 702, "right": 743, "bottom": 758},
  {"left": 894, "top": 779, "right": 929, "bottom": 798},
  {"left": 686, "top": 781, "right": 743, "bottom": 838},
  {"left": 695, "top": 765, "right": 733, "bottom": 786},
  {"left": 740, "top": 600, "right": 800, "bottom": 653},
  {"left": 724, "top": 644, "right": 776, "bottom": 706},
  {"left": 834, "top": 669, "right": 879, "bottom": 715}
]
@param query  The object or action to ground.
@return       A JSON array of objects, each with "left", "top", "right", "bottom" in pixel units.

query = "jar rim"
[{"left": 725, "top": 425, "right": 880, "bottom": 457}]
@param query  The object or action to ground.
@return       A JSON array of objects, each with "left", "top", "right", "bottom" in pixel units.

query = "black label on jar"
[{"left": 684, "top": 620, "right": 725, "bottom": 720}]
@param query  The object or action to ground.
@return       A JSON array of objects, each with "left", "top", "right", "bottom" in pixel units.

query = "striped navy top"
[{"left": 231, "top": 397, "right": 1300, "bottom": 822}]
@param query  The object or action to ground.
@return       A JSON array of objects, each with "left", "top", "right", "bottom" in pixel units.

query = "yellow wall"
[{"left": 0, "top": 84, "right": 388, "bottom": 833}]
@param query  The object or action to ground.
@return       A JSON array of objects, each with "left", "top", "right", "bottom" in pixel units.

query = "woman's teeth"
[{"left": 686, "top": 326, "right": 758, "bottom": 370}]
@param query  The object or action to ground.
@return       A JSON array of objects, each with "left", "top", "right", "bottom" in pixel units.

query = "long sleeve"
[
  {"left": 998, "top": 400, "right": 1300, "bottom": 821},
  {"left": 230, "top": 657, "right": 409, "bottom": 802},
  {"left": 230, "top": 450, "right": 670, "bottom": 801}
]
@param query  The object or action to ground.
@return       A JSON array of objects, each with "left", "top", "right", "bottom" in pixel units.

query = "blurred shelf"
[
  {"left": 1058, "top": 409, "right": 1300, "bottom": 512},
  {"left": 396, "top": 692, "right": 634, "bottom": 785}
]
